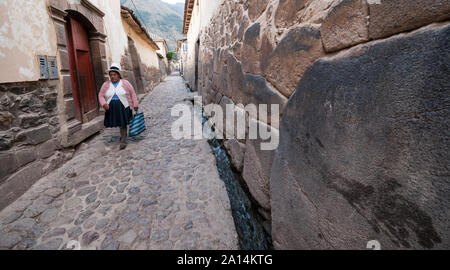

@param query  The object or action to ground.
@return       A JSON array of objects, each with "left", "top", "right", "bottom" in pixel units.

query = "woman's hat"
[{"left": 108, "top": 63, "right": 122, "bottom": 77}]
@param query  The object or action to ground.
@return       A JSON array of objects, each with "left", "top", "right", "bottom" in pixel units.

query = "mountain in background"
[
  {"left": 167, "top": 2, "right": 185, "bottom": 15},
  {"left": 123, "top": 0, "right": 185, "bottom": 52}
]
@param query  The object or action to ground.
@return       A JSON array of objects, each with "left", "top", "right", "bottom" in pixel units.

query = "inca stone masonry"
[{"left": 180, "top": 0, "right": 450, "bottom": 249}]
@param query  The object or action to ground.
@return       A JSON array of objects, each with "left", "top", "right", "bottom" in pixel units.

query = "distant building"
[
  {"left": 155, "top": 40, "right": 170, "bottom": 79},
  {"left": 177, "top": 38, "right": 188, "bottom": 76},
  {"left": 155, "top": 40, "right": 169, "bottom": 60}
]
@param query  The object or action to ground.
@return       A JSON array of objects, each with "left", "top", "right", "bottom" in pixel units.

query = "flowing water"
[
  {"left": 193, "top": 102, "right": 272, "bottom": 250},
  {"left": 208, "top": 137, "right": 272, "bottom": 250}
]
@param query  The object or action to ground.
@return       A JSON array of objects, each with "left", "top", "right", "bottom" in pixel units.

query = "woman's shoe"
[{"left": 120, "top": 142, "right": 127, "bottom": 150}]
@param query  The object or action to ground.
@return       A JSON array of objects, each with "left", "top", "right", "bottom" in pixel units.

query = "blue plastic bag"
[{"left": 129, "top": 110, "right": 146, "bottom": 137}]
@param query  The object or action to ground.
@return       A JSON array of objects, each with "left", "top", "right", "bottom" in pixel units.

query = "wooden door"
[{"left": 66, "top": 17, "right": 98, "bottom": 122}]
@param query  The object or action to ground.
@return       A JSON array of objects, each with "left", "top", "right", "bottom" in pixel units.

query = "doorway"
[
  {"left": 195, "top": 39, "right": 200, "bottom": 92},
  {"left": 66, "top": 16, "right": 98, "bottom": 122},
  {"left": 128, "top": 37, "right": 144, "bottom": 94}
]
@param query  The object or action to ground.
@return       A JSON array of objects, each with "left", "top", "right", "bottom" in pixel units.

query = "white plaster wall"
[
  {"left": 122, "top": 20, "right": 160, "bottom": 69},
  {"left": 156, "top": 41, "right": 167, "bottom": 57},
  {"left": 0, "top": 0, "right": 160, "bottom": 83},
  {"left": 90, "top": 0, "right": 159, "bottom": 70},
  {"left": 0, "top": 0, "right": 128, "bottom": 83},
  {"left": 89, "top": 0, "right": 128, "bottom": 67},
  {"left": 185, "top": 0, "right": 223, "bottom": 88},
  {"left": 0, "top": 0, "right": 58, "bottom": 83}
]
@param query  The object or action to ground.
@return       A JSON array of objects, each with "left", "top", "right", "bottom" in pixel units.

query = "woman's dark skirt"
[{"left": 104, "top": 100, "right": 132, "bottom": 128}]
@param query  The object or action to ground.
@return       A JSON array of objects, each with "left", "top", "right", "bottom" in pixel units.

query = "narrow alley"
[
  {"left": 1, "top": 0, "right": 449, "bottom": 253},
  {"left": 0, "top": 72, "right": 238, "bottom": 250}
]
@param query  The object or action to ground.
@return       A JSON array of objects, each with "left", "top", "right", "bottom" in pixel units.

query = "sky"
[{"left": 161, "top": 0, "right": 185, "bottom": 4}]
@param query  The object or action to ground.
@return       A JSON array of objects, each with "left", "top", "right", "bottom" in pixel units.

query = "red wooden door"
[{"left": 66, "top": 17, "right": 98, "bottom": 122}]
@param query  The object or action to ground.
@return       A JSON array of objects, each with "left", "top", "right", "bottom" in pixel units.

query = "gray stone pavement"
[{"left": 0, "top": 72, "right": 239, "bottom": 250}]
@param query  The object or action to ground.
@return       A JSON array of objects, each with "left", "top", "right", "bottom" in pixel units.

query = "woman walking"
[{"left": 98, "top": 64, "right": 139, "bottom": 150}]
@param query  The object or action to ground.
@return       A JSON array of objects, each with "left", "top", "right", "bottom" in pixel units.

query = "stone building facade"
[
  {"left": 177, "top": 38, "right": 188, "bottom": 76},
  {"left": 155, "top": 40, "right": 171, "bottom": 80},
  {"left": 183, "top": 0, "right": 450, "bottom": 249},
  {"left": 177, "top": 38, "right": 187, "bottom": 76},
  {"left": 0, "top": 0, "right": 163, "bottom": 210}
]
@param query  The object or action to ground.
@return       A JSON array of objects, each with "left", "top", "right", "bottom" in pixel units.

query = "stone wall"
[
  {"left": 0, "top": 80, "right": 74, "bottom": 210},
  {"left": 121, "top": 49, "right": 161, "bottom": 94},
  {"left": 159, "top": 58, "right": 169, "bottom": 81},
  {"left": 143, "top": 65, "right": 163, "bottom": 90},
  {"left": 192, "top": 0, "right": 450, "bottom": 249}
]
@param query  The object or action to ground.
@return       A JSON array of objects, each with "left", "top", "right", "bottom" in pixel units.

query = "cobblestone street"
[{"left": 0, "top": 73, "right": 239, "bottom": 250}]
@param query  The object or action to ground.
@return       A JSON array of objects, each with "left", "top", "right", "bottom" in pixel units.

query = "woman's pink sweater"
[{"left": 98, "top": 80, "right": 139, "bottom": 109}]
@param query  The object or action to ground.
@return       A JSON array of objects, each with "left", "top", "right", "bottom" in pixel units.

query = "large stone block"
[
  {"left": 219, "top": 66, "right": 231, "bottom": 98},
  {"left": 242, "top": 125, "right": 276, "bottom": 211},
  {"left": 0, "top": 161, "right": 44, "bottom": 211},
  {"left": 0, "top": 152, "right": 18, "bottom": 183},
  {"left": 99, "top": 43, "right": 106, "bottom": 57},
  {"left": 271, "top": 23, "right": 450, "bottom": 249},
  {"left": 65, "top": 98, "right": 76, "bottom": 120},
  {"left": 224, "top": 139, "right": 246, "bottom": 172},
  {"left": 368, "top": 0, "right": 450, "bottom": 40},
  {"left": 15, "top": 147, "right": 37, "bottom": 168},
  {"left": 242, "top": 74, "right": 287, "bottom": 122},
  {"left": 38, "top": 139, "right": 60, "bottom": 159},
  {"left": 15, "top": 125, "right": 52, "bottom": 146},
  {"left": 264, "top": 27, "right": 324, "bottom": 98},
  {"left": 248, "top": 0, "right": 270, "bottom": 21},
  {"left": 59, "top": 49, "right": 70, "bottom": 72},
  {"left": 62, "top": 75, "right": 73, "bottom": 96},
  {"left": 226, "top": 53, "right": 246, "bottom": 105},
  {"left": 218, "top": 96, "right": 235, "bottom": 139},
  {"left": 242, "top": 23, "right": 261, "bottom": 74},
  {"left": 64, "top": 115, "right": 103, "bottom": 147},
  {"left": 275, "top": 0, "right": 309, "bottom": 28},
  {"left": 321, "top": 0, "right": 369, "bottom": 52},
  {"left": 55, "top": 22, "right": 67, "bottom": 46},
  {"left": 260, "top": 34, "right": 274, "bottom": 72}
]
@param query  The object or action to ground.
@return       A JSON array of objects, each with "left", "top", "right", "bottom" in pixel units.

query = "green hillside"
[{"left": 122, "top": 0, "right": 185, "bottom": 52}]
